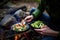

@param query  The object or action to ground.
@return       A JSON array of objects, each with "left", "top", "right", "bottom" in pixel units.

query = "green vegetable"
[
  {"left": 15, "top": 28, "right": 19, "bottom": 31},
  {"left": 20, "top": 27, "right": 24, "bottom": 31},
  {"left": 31, "top": 20, "right": 45, "bottom": 28},
  {"left": 31, "top": 24, "right": 34, "bottom": 27},
  {"left": 34, "top": 24, "right": 39, "bottom": 28}
]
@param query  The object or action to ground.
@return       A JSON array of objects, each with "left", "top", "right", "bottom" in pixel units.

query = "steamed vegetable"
[{"left": 31, "top": 20, "right": 45, "bottom": 28}]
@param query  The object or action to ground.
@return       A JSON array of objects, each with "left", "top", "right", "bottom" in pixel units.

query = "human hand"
[
  {"left": 35, "top": 25, "right": 59, "bottom": 36},
  {"left": 24, "top": 15, "right": 33, "bottom": 23}
]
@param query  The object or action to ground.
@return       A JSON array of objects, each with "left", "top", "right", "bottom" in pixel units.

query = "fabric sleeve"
[{"left": 32, "top": 0, "right": 46, "bottom": 19}]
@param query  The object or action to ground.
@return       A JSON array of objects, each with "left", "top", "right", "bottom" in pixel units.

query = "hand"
[
  {"left": 35, "top": 25, "right": 59, "bottom": 36},
  {"left": 24, "top": 15, "right": 33, "bottom": 23}
]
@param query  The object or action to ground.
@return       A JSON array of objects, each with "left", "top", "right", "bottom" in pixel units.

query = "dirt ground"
[
  {"left": 0, "top": 2, "right": 38, "bottom": 21},
  {"left": 7, "top": 2, "right": 38, "bottom": 11}
]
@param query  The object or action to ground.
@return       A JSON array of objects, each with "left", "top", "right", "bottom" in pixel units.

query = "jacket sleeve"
[{"left": 32, "top": 0, "right": 46, "bottom": 19}]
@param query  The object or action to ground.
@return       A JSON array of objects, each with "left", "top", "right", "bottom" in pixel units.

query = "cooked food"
[
  {"left": 11, "top": 23, "right": 29, "bottom": 32},
  {"left": 31, "top": 20, "right": 45, "bottom": 29}
]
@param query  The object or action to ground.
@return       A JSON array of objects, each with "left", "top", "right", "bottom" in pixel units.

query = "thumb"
[
  {"left": 24, "top": 16, "right": 31, "bottom": 20},
  {"left": 34, "top": 29, "right": 43, "bottom": 32},
  {"left": 41, "top": 25, "right": 47, "bottom": 28}
]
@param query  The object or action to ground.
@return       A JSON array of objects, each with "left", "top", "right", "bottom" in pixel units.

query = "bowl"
[{"left": 30, "top": 20, "right": 45, "bottom": 29}]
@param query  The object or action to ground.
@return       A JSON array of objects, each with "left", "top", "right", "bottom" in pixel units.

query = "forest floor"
[{"left": 0, "top": 1, "right": 38, "bottom": 21}]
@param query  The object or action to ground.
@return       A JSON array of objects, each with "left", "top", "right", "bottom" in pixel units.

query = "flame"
[{"left": 15, "top": 34, "right": 21, "bottom": 40}]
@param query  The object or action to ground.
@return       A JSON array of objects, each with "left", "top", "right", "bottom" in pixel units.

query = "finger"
[
  {"left": 26, "top": 20, "right": 31, "bottom": 22},
  {"left": 26, "top": 18, "right": 32, "bottom": 22},
  {"left": 39, "top": 32, "right": 49, "bottom": 36},
  {"left": 24, "top": 17, "right": 29, "bottom": 20},
  {"left": 39, "top": 32, "right": 44, "bottom": 35},
  {"left": 40, "top": 25, "right": 45, "bottom": 28},
  {"left": 24, "top": 16, "right": 31, "bottom": 20},
  {"left": 34, "top": 29, "right": 44, "bottom": 32},
  {"left": 41, "top": 25, "right": 47, "bottom": 28},
  {"left": 39, "top": 32, "right": 46, "bottom": 35},
  {"left": 19, "top": 23, "right": 23, "bottom": 26}
]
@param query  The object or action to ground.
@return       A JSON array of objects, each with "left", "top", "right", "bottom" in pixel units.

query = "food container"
[
  {"left": 11, "top": 22, "right": 30, "bottom": 33},
  {"left": 30, "top": 20, "right": 45, "bottom": 29}
]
